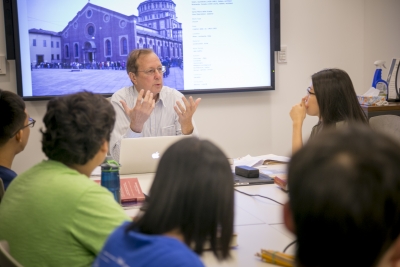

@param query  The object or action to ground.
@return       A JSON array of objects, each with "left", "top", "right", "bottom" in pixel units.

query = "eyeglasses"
[
  {"left": 307, "top": 87, "right": 316, "bottom": 96},
  {"left": 10, "top": 117, "right": 36, "bottom": 138},
  {"left": 137, "top": 66, "right": 166, "bottom": 76}
]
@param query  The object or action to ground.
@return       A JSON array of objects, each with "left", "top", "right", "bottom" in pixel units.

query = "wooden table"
[{"left": 361, "top": 102, "right": 400, "bottom": 118}]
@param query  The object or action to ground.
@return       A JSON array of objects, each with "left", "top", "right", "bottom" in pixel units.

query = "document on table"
[
  {"left": 234, "top": 154, "right": 290, "bottom": 168},
  {"left": 258, "top": 164, "right": 287, "bottom": 176},
  {"left": 234, "top": 155, "right": 264, "bottom": 168},
  {"left": 234, "top": 154, "right": 289, "bottom": 177}
]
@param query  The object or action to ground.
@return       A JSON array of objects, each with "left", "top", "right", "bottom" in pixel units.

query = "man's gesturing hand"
[
  {"left": 174, "top": 96, "right": 201, "bottom": 134},
  {"left": 120, "top": 89, "right": 155, "bottom": 133}
]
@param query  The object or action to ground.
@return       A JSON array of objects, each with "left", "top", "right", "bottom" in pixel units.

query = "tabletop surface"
[{"left": 91, "top": 166, "right": 295, "bottom": 267}]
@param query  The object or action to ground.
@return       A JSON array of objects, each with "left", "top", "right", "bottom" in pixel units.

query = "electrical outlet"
[
  {"left": 0, "top": 56, "right": 6, "bottom": 75},
  {"left": 277, "top": 45, "right": 287, "bottom": 64}
]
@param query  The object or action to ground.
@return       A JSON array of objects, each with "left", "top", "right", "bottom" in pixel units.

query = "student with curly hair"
[{"left": 0, "top": 92, "right": 130, "bottom": 266}]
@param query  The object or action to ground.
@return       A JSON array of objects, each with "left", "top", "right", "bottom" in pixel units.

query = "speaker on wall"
[
  {"left": 270, "top": 0, "right": 281, "bottom": 52},
  {"left": 2, "top": 0, "right": 16, "bottom": 60}
]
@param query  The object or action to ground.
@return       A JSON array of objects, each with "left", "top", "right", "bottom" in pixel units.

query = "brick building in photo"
[{"left": 29, "top": 0, "right": 183, "bottom": 68}]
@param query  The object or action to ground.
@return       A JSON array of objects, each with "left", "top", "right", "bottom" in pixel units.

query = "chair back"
[
  {"left": 369, "top": 115, "right": 400, "bottom": 144},
  {"left": 0, "top": 178, "right": 4, "bottom": 204},
  {"left": 0, "top": 240, "right": 24, "bottom": 267}
]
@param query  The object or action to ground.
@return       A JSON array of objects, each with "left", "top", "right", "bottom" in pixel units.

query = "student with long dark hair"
[
  {"left": 94, "top": 138, "right": 234, "bottom": 267},
  {"left": 290, "top": 68, "right": 367, "bottom": 153}
]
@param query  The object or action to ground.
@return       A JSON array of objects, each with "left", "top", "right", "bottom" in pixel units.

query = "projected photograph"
[
  {"left": 27, "top": 0, "right": 184, "bottom": 96},
  {"left": 14, "top": 0, "right": 273, "bottom": 99}
]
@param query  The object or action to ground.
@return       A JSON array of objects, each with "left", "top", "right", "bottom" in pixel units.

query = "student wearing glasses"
[
  {"left": 0, "top": 89, "right": 34, "bottom": 190},
  {"left": 94, "top": 137, "right": 234, "bottom": 267},
  {"left": 289, "top": 68, "right": 368, "bottom": 153},
  {"left": 0, "top": 92, "right": 130, "bottom": 266},
  {"left": 109, "top": 48, "right": 201, "bottom": 162}
]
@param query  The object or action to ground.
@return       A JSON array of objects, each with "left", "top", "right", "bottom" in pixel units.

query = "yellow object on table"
[{"left": 255, "top": 249, "right": 294, "bottom": 267}]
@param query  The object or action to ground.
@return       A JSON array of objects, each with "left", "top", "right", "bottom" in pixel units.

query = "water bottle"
[{"left": 101, "top": 159, "right": 121, "bottom": 204}]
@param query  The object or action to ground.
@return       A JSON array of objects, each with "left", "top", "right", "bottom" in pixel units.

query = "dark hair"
[
  {"left": 288, "top": 124, "right": 400, "bottom": 267},
  {"left": 41, "top": 92, "right": 115, "bottom": 165},
  {"left": 312, "top": 68, "right": 368, "bottom": 126},
  {"left": 127, "top": 137, "right": 234, "bottom": 260},
  {"left": 0, "top": 89, "right": 26, "bottom": 146},
  {"left": 126, "top": 48, "right": 154, "bottom": 75}
]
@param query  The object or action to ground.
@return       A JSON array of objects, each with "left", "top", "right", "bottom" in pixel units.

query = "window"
[
  {"left": 56, "top": 42, "right": 59, "bottom": 48},
  {"left": 51, "top": 41, "right": 53, "bottom": 47},
  {"left": 120, "top": 38, "right": 127, "bottom": 55},
  {"left": 88, "top": 26, "right": 95, "bottom": 36},
  {"left": 105, "top": 40, "right": 111, "bottom": 56},
  {"left": 57, "top": 54, "right": 60, "bottom": 60},
  {"left": 33, "top": 39, "right": 36, "bottom": 46},
  {"left": 65, "top": 45, "right": 69, "bottom": 58},
  {"left": 43, "top": 40, "right": 46, "bottom": 47},
  {"left": 51, "top": 54, "right": 54, "bottom": 60},
  {"left": 74, "top": 43, "right": 79, "bottom": 57}
]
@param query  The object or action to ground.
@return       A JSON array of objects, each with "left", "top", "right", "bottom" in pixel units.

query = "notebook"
[
  {"left": 119, "top": 135, "right": 189, "bottom": 174},
  {"left": 233, "top": 172, "right": 274, "bottom": 186}
]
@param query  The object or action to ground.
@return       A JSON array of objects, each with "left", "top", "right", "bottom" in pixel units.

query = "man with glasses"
[
  {"left": 0, "top": 89, "right": 33, "bottom": 189},
  {"left": 110, "top": 49, "right": 201, "bottom": 162}
]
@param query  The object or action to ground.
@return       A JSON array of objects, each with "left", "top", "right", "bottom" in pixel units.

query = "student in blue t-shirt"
[
  {"left": 0, "top": 89, "right": 33, "bottom": 189},
  {"left": 93, "top": 138, "right": 234, "bottom": 267}
]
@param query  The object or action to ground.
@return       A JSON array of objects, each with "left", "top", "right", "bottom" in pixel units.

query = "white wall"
[
  {"left": 1, "top": 0, "right": 399, "bottom": 174},
  {"left": 364, "top": 0, "right": 400, "bottom": 88}
]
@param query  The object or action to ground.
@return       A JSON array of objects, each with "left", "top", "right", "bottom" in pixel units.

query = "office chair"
[
  {"left": 0, "top": 240, "right": 24, "bottom": 267},
  {"left": 0, "top": 178, "right": 4, "bottom": 204},
  {"left": 369, "top": 115, "right": 400, "bottom": 144}
]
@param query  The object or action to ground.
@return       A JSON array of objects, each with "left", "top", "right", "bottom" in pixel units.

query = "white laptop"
[{"left": 119, "top": 135, "right": 189, "bottom": 174}]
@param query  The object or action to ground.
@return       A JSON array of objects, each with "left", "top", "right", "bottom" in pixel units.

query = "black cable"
[
  {"left": 283, "top": 240, "right": 296, "bottom": 253},
  {"left": 234, "top": 188, "right": 284, "bottom": 205}
]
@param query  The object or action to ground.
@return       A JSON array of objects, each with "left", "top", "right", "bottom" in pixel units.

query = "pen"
[{"left": 255, "top": 249, "right": 294, "bottom": 267}]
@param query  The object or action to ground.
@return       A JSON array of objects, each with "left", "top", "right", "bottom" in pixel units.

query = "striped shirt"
[{"left": 109, "top": 86, "right": 198, "bottom": 162}]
